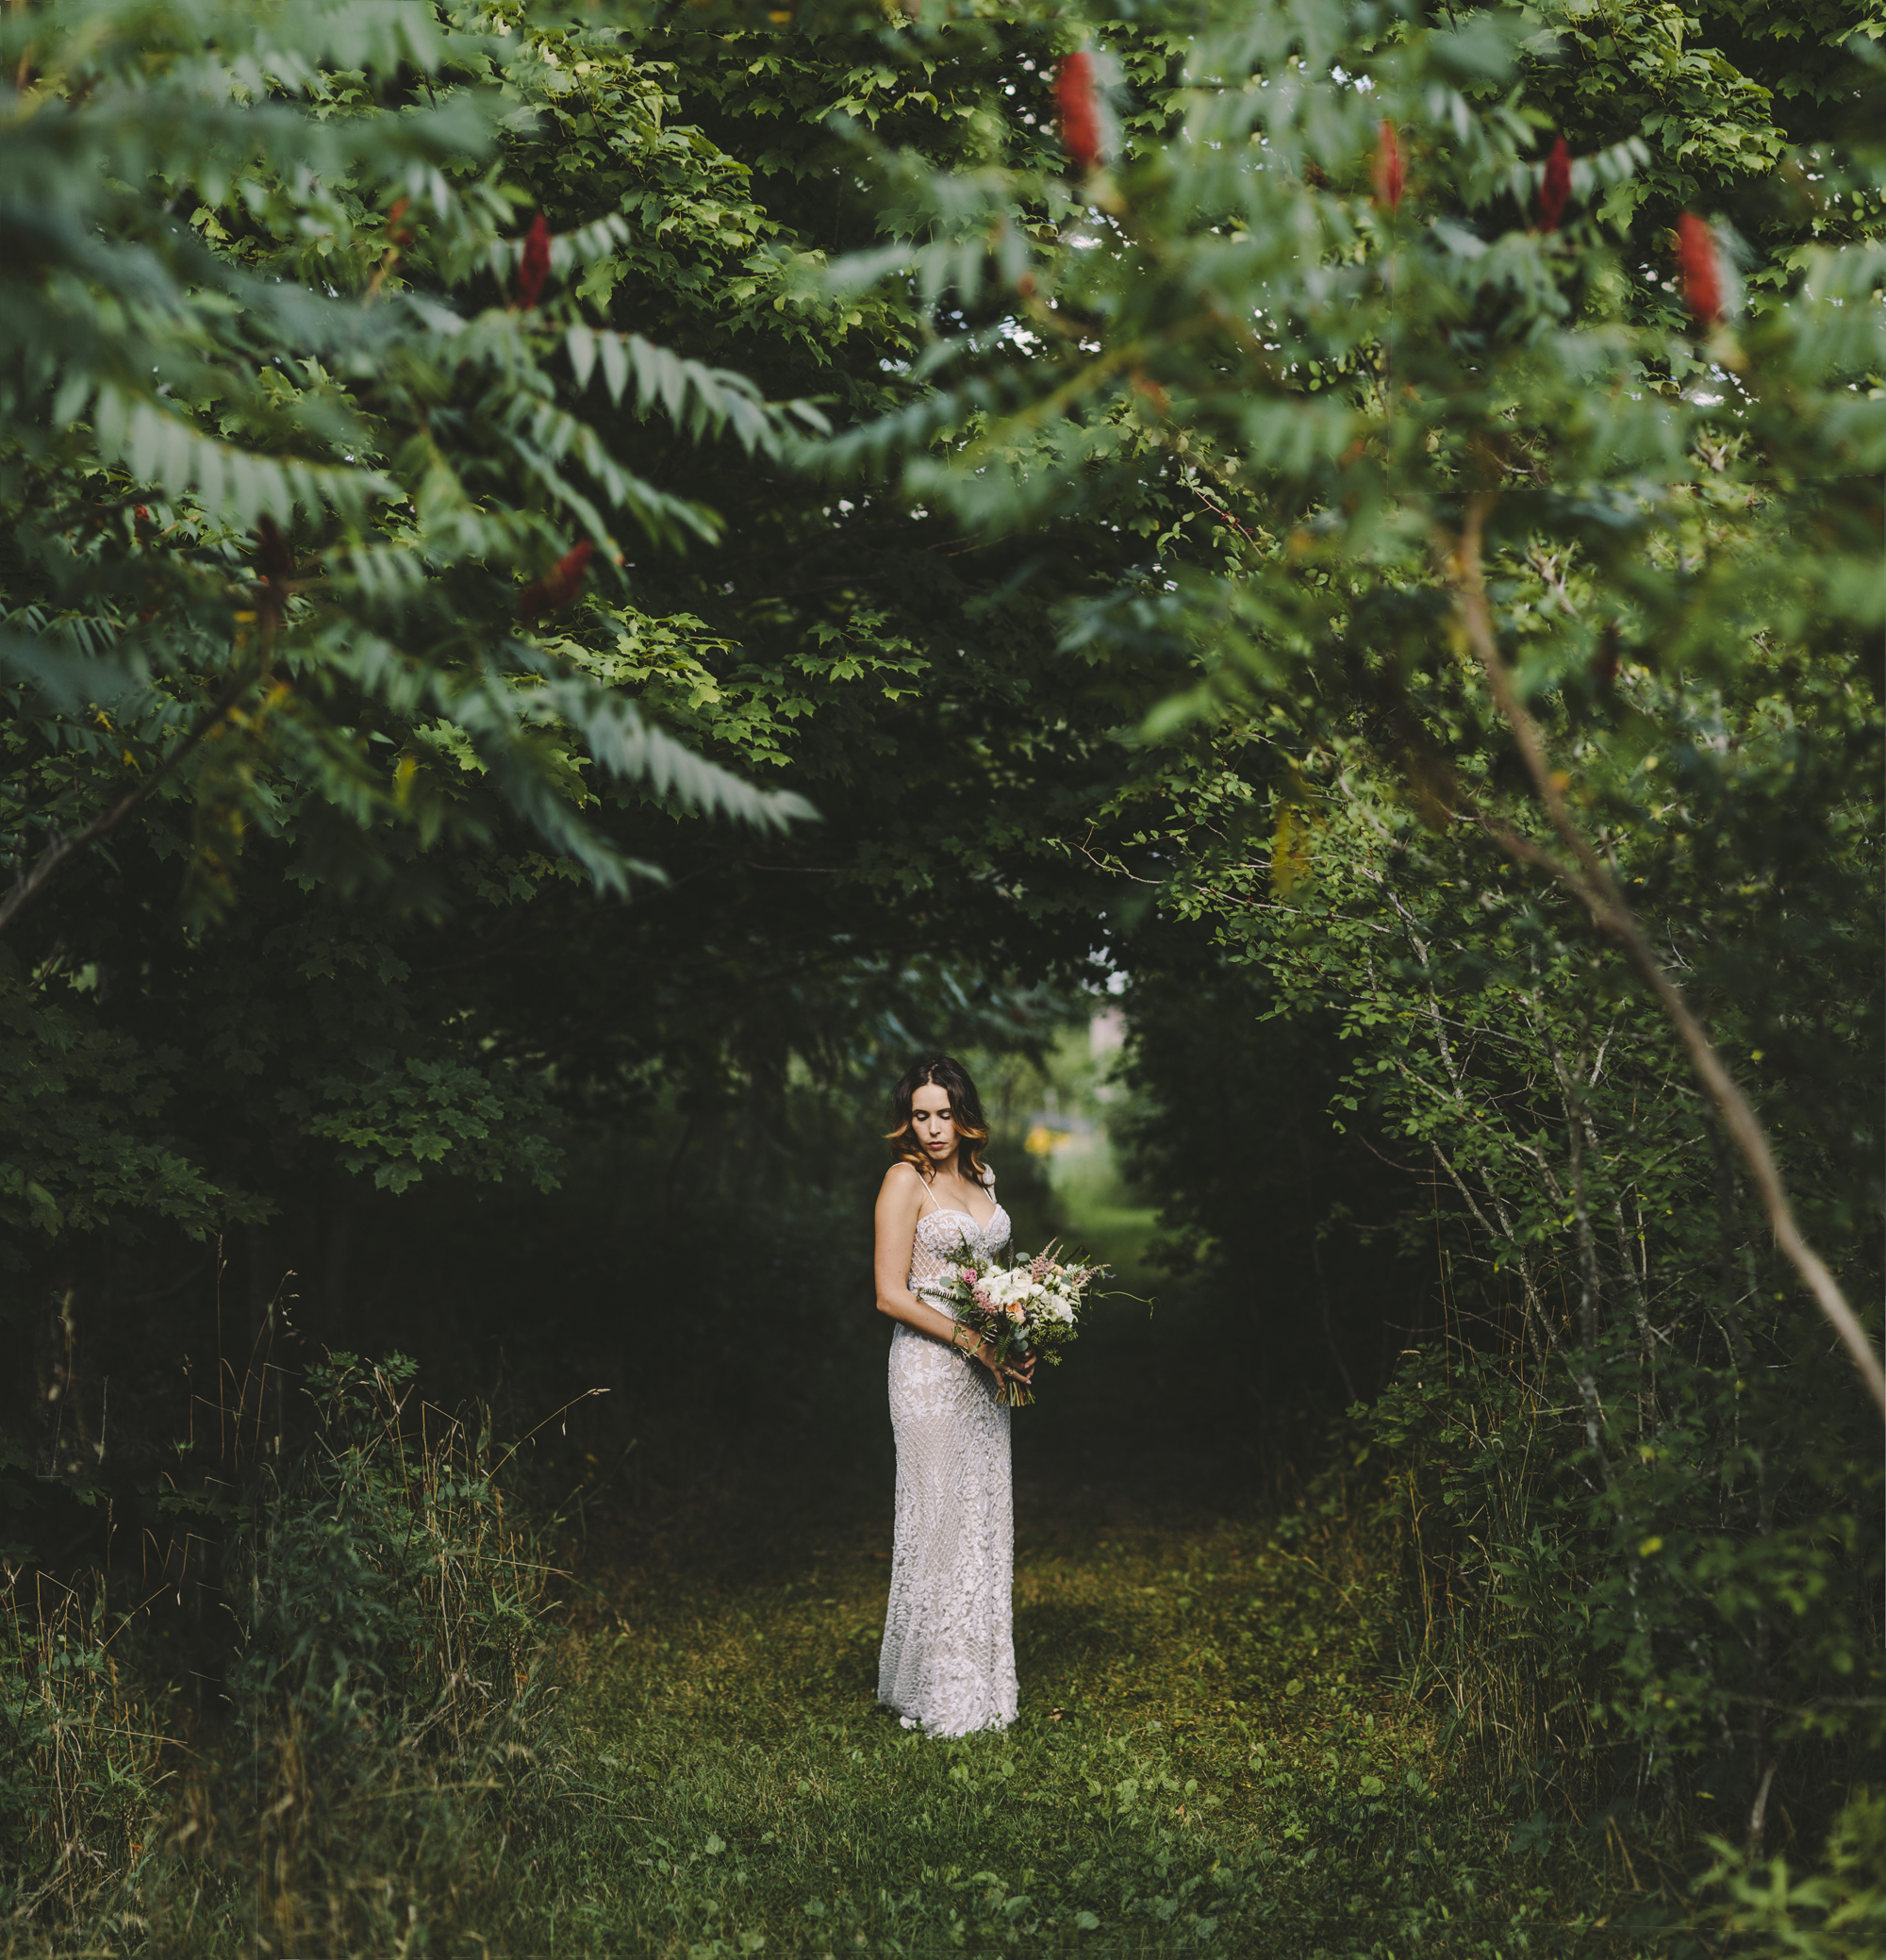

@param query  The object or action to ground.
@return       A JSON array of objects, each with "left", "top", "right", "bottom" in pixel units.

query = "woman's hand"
[{"left": 970, "top": 1340, "right": 1034, "bottom": 1391}]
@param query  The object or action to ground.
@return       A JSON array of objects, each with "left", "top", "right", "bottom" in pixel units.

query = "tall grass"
[
  {"left": 1279, "top": 1353, "right": 1598, "bottom": 1806},
  {"left": 1283, "top": 1338, "right": 1881, "bottom": 1908},
  {"left": 0, "top": 1569, "right": 169, "bottom": 1927},
  {"left": 3, "top": 1353, "right": 571, "bottom": 1957}
]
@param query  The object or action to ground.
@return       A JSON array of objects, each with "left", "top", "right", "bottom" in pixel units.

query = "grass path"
[{"left": 534, "top": 1499, "right": 1633, "bottom": 1959}]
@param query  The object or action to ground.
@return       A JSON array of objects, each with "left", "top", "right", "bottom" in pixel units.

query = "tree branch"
[
  {"left": 0, "top": 670, "right": 256, "bottom": 940},
  {"left": 1448, "top": 498, "right": 1883, "bottom": 1415}
]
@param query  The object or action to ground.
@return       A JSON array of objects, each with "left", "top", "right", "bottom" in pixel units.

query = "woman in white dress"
[{"left": 873, "top": 1055, "right": 1033, "bottom": 1737}]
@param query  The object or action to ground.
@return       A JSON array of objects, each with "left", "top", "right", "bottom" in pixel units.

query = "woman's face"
[{"left": 909, "top": 1083, "right": 958, "bottom": 1167}]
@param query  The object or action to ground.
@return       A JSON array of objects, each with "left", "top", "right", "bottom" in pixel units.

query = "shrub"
[
  {"left": 1696, "top": 1788, "right": 1886, "bottom": 1958},
  {"left": 4, "top": 1353, "right": 567, "bottom": 1956}
]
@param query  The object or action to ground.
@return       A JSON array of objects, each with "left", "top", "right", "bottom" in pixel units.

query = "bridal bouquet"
[{"left": 936, "top": 1241, "right": 1110, "bottom": 1406}]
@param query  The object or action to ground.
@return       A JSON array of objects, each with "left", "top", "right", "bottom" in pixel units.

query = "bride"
[{"left": 873, "top": 1055, "right": 1033, "bottom": 1737}]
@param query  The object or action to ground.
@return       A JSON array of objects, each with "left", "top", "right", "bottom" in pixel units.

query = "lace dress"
[{"left": 877, "top": 1173, "right": 1018, "bottom": 1738}]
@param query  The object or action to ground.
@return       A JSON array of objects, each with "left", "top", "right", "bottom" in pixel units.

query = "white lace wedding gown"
[{"left": 877, "top": 1172, "right": 1018, "bottom": 1738}]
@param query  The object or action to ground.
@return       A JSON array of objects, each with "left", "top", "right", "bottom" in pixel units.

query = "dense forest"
[{"left": 2, "top": 0, "right": 1880, "bottom": 1953}]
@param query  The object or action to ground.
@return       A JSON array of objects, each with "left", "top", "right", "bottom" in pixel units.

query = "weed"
[{"left": 0, "top": 1570, "right": 170, "bottom": 1925}]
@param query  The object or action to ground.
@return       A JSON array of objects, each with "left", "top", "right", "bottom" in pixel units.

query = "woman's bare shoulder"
[{"left": 881, "top": 1160, "right": 926, "bottom": 1195}]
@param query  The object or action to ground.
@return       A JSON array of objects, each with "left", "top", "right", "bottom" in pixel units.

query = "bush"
[
  {"left": 3, "top": 1354, "right": 567, "bottom": 1957},
  {"left": 1276, "top": 1344, "right": 1883, "bottom": 1876},
  {"left": 1696, "top": 1788, "right": 1886, "bottom": 1958}
]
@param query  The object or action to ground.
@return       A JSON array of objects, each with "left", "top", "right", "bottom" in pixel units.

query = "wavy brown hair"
[{"left": 885, "top": 1055, "right": 991, "bottom": 1186}]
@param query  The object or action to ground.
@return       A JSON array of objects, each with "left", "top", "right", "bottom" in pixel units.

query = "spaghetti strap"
[{"left": 908, "top": 1162, "right": 994, "bottom": 1223}]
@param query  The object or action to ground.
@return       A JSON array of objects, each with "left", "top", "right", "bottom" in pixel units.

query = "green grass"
[
  {"left": 530, "top": 1508, "right": 1658, "bottom": 1959},
  {"left": 1035, "top": 1064, "right": 1161, "bottom": 1247},
  {"left": 0, "top": 1470, "right": 1729, "bottom": 1959},
  {"left": 1042, "top": 1138, "right": 1163, "bottom": 1282}
]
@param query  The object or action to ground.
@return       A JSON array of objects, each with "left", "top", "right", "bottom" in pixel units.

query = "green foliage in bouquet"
[{"left": 933, "top": 1232, "right": 1110, "bottom": 1404}]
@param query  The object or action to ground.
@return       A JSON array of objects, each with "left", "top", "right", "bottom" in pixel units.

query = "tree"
[
  {"left": 1, "top": 0, "right": 848, "bottom": 1264},
  {"left": 819, "top": 0, "right": 1884, "bottom": 1835},
  {"left": 0, "top": 0, "right": 1179, "bottom": 1557},
  {"left": 823, "top": 0, "right": 1884, "bottom": 1399}
]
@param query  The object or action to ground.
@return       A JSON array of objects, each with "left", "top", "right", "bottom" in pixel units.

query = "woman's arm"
[{"left": 873, "top": 1166, "right": 1023, "bottom": 1381}]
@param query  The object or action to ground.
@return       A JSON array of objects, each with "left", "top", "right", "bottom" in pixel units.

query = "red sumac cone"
[
  {"left": 255, "top": 513, "right": 293, "bottom": 582},
  {"left": 1676, "top": 212, "right": 1723, "bottom": 324},
  {"left": 519, "top": 540, "right": 595, "bottom": 620},
  {"left": 1373, "top": 121, "right": 1404, "bottom": 210},
  {"left": 255, "top": 514, "right": 293, "bottom": 625},
  {"left": 1055, "top": 53, "right": 1100, "bottom": 173},
  {"left": 517, "top": 213, "right": 552, "bottom": 310},
  {"left": 1539, "top": 138, "right": 1571, "bottom": 232}
]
